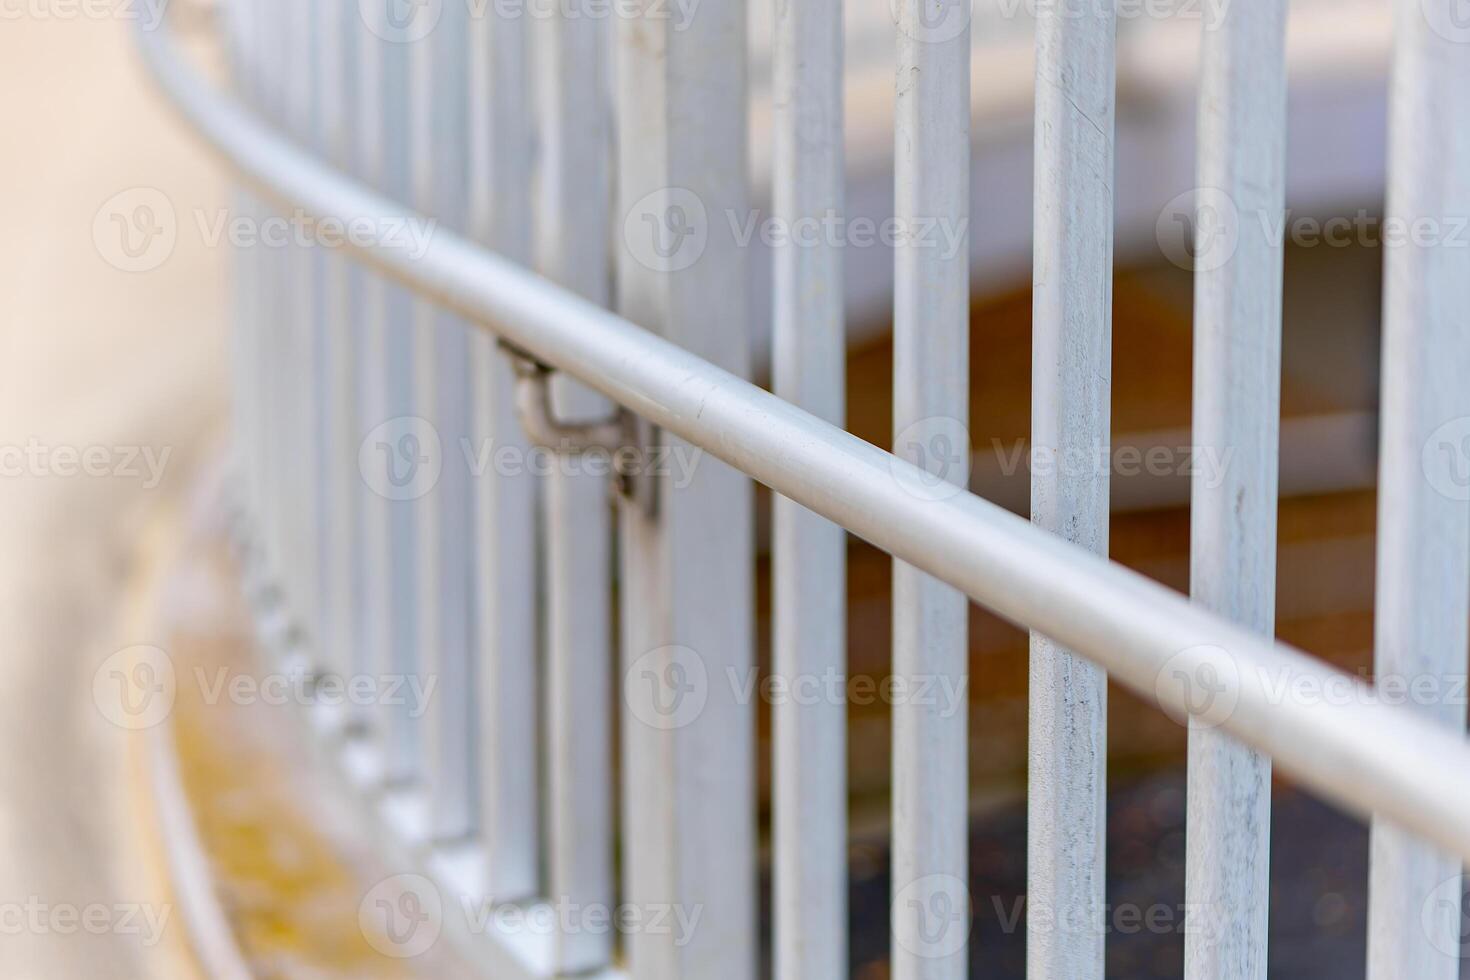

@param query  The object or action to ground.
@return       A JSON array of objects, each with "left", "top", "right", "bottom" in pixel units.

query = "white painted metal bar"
[
  {"left": 1366, "top": 2, "right": 1470, "bottom": 977},
  {"left": 409, "top": 1, "right": 479, "bottom": 841},
  {"left": 771, "top": 0, "right": 847, "bottom": 975},
  {"left": 468, "top": 0, "right": 541, "bottom": 900},
  {"left": 141, "top": 0, "right": 1470, "bottom": 900},
  {"left": 221, "top": 0, "right": 258, "bottom": 534},
  {"left": 1028, "top": 5, "right": 1115, "bottom": 978},
  {"left": 362, "top": 0, "right": 425, "bottom": 784},
  {"left": 257, "top": 0, "right": 294, "bottom": 637},
  {"left": 614, "top": 0, "right": 757, "bottom": 974},
  {"left": 891, "top": 1, "right": 970, "bottom": 977},
  {"left": 315, "top": 0, "right": 356, "bottom": 690},
  {"left": 532, "top": 0, "right": 613, "bottom": 967},
  {"left": 252, "top": 0, "right": 282, "bottom": 618},
  {"left": 285, "top": 0, "right": 320, "bottom": 656},
  {"left": 338, "top": 0, "right": 383, "bottom": 722},
  {"left": 1186, "top": 5, "right": 1288, "bottom": 980}
]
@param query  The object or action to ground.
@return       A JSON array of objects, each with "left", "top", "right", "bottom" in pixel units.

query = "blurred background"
[{"left": 0, "top": 0, "right": 1410, "bottom": 976}]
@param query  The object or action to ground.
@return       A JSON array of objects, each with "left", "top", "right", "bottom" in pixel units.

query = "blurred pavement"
[{"left": 0, "top": 8, "right": 227, "bottom": 977}]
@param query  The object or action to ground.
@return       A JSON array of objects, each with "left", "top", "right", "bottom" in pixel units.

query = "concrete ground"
[{"left": 0, "top": 7, "right": 227, "bottom": 977}]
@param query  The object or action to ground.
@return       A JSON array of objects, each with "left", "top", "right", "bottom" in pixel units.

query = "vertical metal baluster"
[
  {"left": 469, "top": 0, "right": 540, "bottom": 900},
  {"left": 891, "top": 0, "right": 970, "bottom": 977},
  {"left": 615, "top": 0, "right": 757, "bottom": 972},
  {"left": 242, "top": 0, "right": 264, "bottom": 570},
  {"left": 359, "top": 0, "right": 426, "bottom": 792},
  {"left": 315, "top": 0, "right": 356, "bottom": 697},
  {"left": 349, "top": 0, "right": 393, "bottom": 752},
  {"left": 287, "top": 0, "right": 319, "bottom": 661},
  {"left": 1185, "top": 4, "right": 1287, "bottom": 980},
  {"left": 222, "top": 0, "right": 255, "bottom": 538},
  {"left": 248, "top": 0, "right": 269, "bottom": 607},
  {"left": 772, "top": 0, "right": 847, "bottom": 975},
  {"left": 302, "top": 0, "right": 333, "bottom": 684},
  {"left": 533, "top": 0, "right": 612, "bottom": 964},
  {"left": 264, "top": 0, "right": 291, "bottom": 643},
  {"left": 409, "top": 0, "right": 478, "bottom": 844},
  {"left": 1368, "top": 2, "right": 1470, "bottom": 977},
  {"left": 1028, "top": 5, "right": 1115, "bottom": 978}
]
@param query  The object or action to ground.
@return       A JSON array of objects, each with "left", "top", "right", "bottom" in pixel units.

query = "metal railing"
[{"left": 139, "top": 0, "right": 1470, "bottom": 977}]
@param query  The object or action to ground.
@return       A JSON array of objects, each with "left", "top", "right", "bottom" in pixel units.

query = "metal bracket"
[{"left": 499, "top": 339, "right": 657, "bottom": 516}]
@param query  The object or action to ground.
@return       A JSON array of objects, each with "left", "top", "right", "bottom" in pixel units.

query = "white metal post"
[
  {"left": 1028, "top": 5, "right": 1115, "bottom": 978},
  {"left": 469, "top": 0, "right": 540, "bottom": 900},
  {"left": 257, "top": 0, "right": 285, "bottom": 610},
  {"left": 285, "top": 0, "right": 320, "bottom": 658},
  {"left": 368, "top": 0, "right": 426, "bottom": 785},
  {"left": 533, "top": 0, "right": 614, "bottom": 966},
  {"left": 771, "top": 0, "right": 847, "bottom": 975},
  {"left": 342, "top": 1, "right": 389, "bottom": 734},
  {"left": 1367, "top": 2, "right": 1470, "bottom": 977},
  {"left": 1186, "top": 4, "right": 1287, "bottom": 980},
  {"left": 315, "top": 0, "right": 357, "bottom": 691},
  {"left": 409, "top": 0, "right": 479, "bottom": 842},
  {"left": 892, "top": 1, "right": 970, "bottom": 977},
  {"left": 223, "top": 0, "right": 259, "bottom": 542},
  {"left": 615, "top": 0, "right": 757, "bottom": 973},
  {"left": 256, "top": 0, "right": 285, "bottom": 631}
]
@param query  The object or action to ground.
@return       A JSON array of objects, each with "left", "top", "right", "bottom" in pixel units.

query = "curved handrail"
[{"left": 136, "top": 17, "right": 1470, "bottom": 861}]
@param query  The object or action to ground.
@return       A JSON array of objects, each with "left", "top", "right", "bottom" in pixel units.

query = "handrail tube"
[{"left": 135, "top": 20, "right": 1470, "bottom": 863}]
